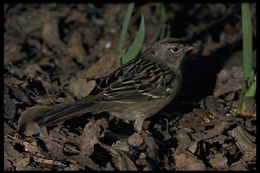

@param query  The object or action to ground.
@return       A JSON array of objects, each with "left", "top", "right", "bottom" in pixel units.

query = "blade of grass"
[
  {"left": 159, "top": 4, "right": 166, "bottom": 22},
  {"left": 122, "top": 14, "right": 145, "bottom": 64},
  {"left": 117, "top": 3, "right": 135, "bottom": 55},
  {"left": 241, "top": 3, "right": 253, "bottom": 79},
  {"left": 239, "top": 3, "right": 255, "bottom": 112},
  {"left": 155, "top": 3, "right": 166, "bottom": 23},
  {"left": 245, "top": 74, "right": 256, "bottom": 97}
]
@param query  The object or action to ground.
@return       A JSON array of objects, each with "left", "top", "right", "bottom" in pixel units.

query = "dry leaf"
[
  {"left": 67, "top": 78, "right": 96, "bottom": 99},
  {"left": 174, "top": 152, "right": 206, "bottom": 171}
]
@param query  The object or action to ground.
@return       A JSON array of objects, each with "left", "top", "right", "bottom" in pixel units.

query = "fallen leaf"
[
  {"left": 174, "top": 152, "right": 206, "bottom": 171},
  {"left": 67, "top": 78, "right": 96, "bottom": 99},
  {"left": 209, "top": 152, "right": 228, "bottom": 169},
  {"left": 127, "top": 132, "right": 143, "bottom": 147},
  {"left": 67, "top": 31, "right": 88, "bottom": 63}
]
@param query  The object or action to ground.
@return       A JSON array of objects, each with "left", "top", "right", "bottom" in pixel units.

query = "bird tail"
[
  {"left": 18, "top": 96, "right": 97, "bottom": 132},
  {"left": 38, "top": 101, "right": 95, "bottom": 125}
]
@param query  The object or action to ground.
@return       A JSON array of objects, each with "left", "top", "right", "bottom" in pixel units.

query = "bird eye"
[{"left": 170, "top": 47, "right": 179, "bottom": 53}]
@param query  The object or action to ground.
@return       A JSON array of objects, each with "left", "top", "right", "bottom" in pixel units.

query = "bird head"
[{"left": 146, "top": 38, "right": 193, "bottom": 70}]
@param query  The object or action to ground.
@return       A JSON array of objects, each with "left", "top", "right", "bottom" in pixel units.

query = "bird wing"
[{"left": 92, "top": 58, "right": 177, "bottom": 102}]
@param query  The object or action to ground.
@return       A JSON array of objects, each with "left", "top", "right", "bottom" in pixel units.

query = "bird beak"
[{"left": 185, "top": 46, "right": 194, "bottom": 52}]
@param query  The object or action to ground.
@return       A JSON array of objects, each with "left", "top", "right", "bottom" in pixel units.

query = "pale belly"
[{"left": 103, "top": 96, "right": 174, "bottom": 121}]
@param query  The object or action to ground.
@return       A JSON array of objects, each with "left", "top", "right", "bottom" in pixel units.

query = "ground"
[{"left": 4, "top": 3, "right": 256, "bottom": 171}]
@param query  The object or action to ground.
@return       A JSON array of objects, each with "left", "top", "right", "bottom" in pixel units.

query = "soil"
[{"left": 4, "top": 3, "right": 256, "bottom": 171}]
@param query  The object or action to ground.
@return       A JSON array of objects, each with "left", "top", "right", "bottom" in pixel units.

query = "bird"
[{"left": 18, "top": 37, "right": 193, "bottom": 134}]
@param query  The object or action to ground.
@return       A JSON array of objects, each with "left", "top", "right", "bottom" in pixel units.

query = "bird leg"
[{"left": 134, "top": 118, "right": 144, "bottom": 132}]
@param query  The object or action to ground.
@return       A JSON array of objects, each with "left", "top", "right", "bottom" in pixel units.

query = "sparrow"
[{"left": 18, "top": 37, "right": 193, "bottom": 134}]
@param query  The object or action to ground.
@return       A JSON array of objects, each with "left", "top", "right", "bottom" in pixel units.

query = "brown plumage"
[{"left": 18, "top": 37, "right": 193, "bottom": 134}]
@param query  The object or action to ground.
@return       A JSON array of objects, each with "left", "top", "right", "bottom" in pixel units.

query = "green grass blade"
[
  {"left": 245, "top": 74, "right": 256, "bottom": 97},
  {"left": 241, "top": 3, "right": 253, "bottom": 79},
  {"left": 239, "top": 3, "right": 255, "bottom": 112},
  {"left": 159, "top": 4, "right": 166, "bottom": 22},
  {"left": 117, "top": 3, "right": 135, "bottom": 55},
  {"left": 155, "top": 3, "right": 166, "bottom": 23},
  {"left": 122, "top": 14, "right": 145, "bottom": 64}
]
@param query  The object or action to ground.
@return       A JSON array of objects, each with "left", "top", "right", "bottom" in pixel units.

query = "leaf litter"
[{"left": 4, "top": 3, "right": 256, "bottom": 171}]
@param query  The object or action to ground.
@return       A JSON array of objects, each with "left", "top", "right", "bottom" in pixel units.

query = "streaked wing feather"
[{"left": 93, "top": 57, "right": 176, "bottom": 102}]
